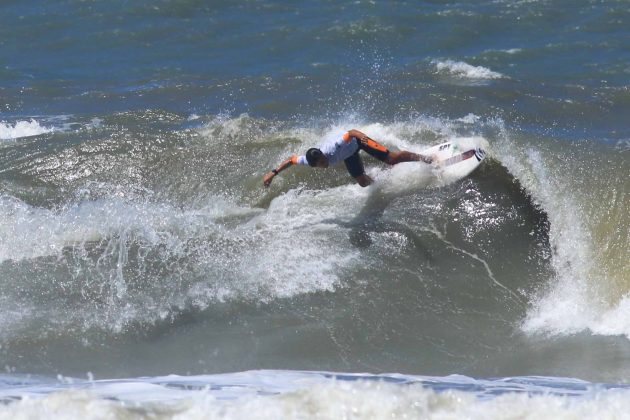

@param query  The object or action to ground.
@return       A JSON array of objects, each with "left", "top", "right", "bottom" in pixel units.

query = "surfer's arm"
[{"left": 263, "top": 156, "right": 297, "bottom": 187}]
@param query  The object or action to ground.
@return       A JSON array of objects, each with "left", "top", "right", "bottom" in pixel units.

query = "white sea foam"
[
  {"left": 0, "top": 194, "right": 217, "bottom": 263},
  {"left": 181, "top": 384, "right": 630, "bottom": 420},
  {"left": 0, "top": 181, "right": 364, "bottom": 333},
  {"left": 484, "top": 48, "right": 523, "bottom": 55},
  {"left": 0, "top": 119, "right": 53, "bottom": 140},
  {"left": 457, "top": 113, "right": 481, "bottom": 124},
  {"left": 433, "top": 60, "right": 505, "bottom": 80},
  {"left": 1, "top": 371, "right": 629, "bottom": 420},
  {"left": 238, "top": 185, "right": 366, "bottom": 299},
  {"left": 0, "top": 193, "right": 254, "bottom": 334}
]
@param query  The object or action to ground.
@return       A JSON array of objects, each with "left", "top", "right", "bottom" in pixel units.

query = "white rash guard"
[{"left": 291, "top": 132, "right": 358, "bottom": 166}]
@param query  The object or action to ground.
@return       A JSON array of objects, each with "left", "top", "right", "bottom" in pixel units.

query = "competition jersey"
[{"left": 291, "top": 132, "right": 357, "bottom": 166}]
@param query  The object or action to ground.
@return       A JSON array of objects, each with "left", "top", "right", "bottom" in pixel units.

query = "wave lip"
[
  {"left": 0, "top": 119, "right": 54, "bottom": 140},
  {"left": 432, "top": 59, "right": 505, "bottom": 80}
]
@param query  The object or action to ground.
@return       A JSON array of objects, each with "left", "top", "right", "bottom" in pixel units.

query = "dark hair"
[{"left": 305, "top": 148, "right": 324, "bottom": 167}]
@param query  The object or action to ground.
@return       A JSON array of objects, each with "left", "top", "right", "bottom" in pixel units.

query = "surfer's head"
[{"left": 305, "top": 148, "right": 328, "bottom": 168}]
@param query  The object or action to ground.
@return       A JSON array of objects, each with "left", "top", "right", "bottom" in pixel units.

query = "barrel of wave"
[{"left": 489, "top": 132, "right": 630, "bottom": 339}]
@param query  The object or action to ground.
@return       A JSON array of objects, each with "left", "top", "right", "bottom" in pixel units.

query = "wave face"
[
  {"left": 0, "top": 112, "right": 627, "bottom": 384},
  {"left": 493, "top": 131, "right": 629, "bottom": 339},
  {"left": 0, "top": 0, "right": 629, "bottom": 414}
]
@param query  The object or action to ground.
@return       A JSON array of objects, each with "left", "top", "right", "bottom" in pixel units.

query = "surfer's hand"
[
  {"left": 420, "top": 154, "right": 433, "bottom": 164},
  {"left": 263, "top": 172, "right": 275, "bottom": 187}
]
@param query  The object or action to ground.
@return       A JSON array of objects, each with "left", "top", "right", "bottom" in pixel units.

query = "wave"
[
  {"left": 0, "top": 114, "right": 528, "bottom": 342},
  {"left": 432, "top": 60, "right": 505, "bottom": 80},
  {"left": 0, "top": 112, "right": 626, "bottom": 352},
  {"left": 0, "top": 116, "right": 104, "bottom": 144},
  {"left": 487, "top": 119, "right": 630, "bottom": 339},
  {"left": 0, "top": 119, "right": 54, "bottom": 140},
  {"left": 1, "top": 371, "right": 629, "bottom": 419},
  {"left": 0, "top": 185, "right": 363, "bottom": 337}
]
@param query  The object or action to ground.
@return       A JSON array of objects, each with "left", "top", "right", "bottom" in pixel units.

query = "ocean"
[{"left": 0, "top": 0, "right": 629, "bottom": 418}]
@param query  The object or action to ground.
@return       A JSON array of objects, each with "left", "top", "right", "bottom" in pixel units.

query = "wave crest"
[
  {"left": 433, "top": 60, "right": 505, "bottom": 80},
  {"left": 0, "top": 119, "right": 53, "bottom": 140}
]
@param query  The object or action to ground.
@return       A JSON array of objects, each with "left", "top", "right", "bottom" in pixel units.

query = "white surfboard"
[{"left": 421, "top": 136, "right": 488, "bottom": 184}]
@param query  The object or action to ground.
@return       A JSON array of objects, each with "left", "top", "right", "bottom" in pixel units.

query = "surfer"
[{"left": 263, "top": 129, "right": 433, "bottom": 188}]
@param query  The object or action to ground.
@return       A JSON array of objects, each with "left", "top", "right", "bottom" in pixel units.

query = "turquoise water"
[{"left": 1, "top": 0, "right": 629, "bottom": 418}]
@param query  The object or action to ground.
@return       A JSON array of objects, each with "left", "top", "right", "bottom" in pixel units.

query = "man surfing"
[{"left": 263, "top": 129, "right": 433, "bottom": 188}]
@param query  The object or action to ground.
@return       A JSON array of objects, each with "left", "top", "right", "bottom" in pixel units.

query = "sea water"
[{"left": 1, "top": 0, "right": 629, "bottom": 418}]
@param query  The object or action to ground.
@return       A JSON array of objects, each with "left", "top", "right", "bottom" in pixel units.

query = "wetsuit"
[{"left": 291, "top": 132, "right": 390, "bottom": 177}]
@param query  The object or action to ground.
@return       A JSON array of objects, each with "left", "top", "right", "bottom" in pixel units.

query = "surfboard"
[{"left": 421, "top": 137, "right": 488, "bottom": 184}]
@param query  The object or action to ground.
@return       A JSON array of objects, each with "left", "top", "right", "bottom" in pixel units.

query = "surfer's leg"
[
  {"left": 344, "top": 152, "right": 372, "bottom": 187},
  {"left": 358, "top": 138, "right": 390, "bottom": 162},
  {"left": 386, "top": 150, "right": 432, "bottom": 165},
  {"left": 358, "top": 138, "right": 432, "bottom": 165}
]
